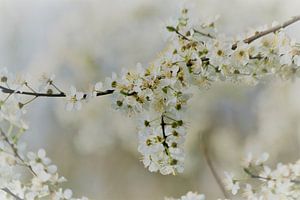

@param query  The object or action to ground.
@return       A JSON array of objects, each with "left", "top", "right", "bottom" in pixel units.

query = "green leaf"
[{"left": 166, "top": 26, "right": 177, "bottom": 32}]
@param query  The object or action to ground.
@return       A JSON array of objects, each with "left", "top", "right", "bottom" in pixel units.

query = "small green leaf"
[{"left": 166, "top": 26, "right": 177, "bottom": 32}]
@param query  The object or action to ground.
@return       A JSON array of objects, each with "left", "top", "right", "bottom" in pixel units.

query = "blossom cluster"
[
  {"left": 224, "top": 153, "right": 300, "bottom": 199},
  {"left": 0, "top": 140, "right": 88, "bottom": 199},
  {"left": 137, "top": 113, "right": 186, "bottom": 175}
]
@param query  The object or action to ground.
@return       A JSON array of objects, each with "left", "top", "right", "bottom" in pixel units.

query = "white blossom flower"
[
  {"left": 231, "top": 42, "right": 250, "bottom": 66},
  {"left": 38, "top": 74, "right": 56, "bottom": 92},
  {"left": 104, "top": 72, "right": 118, "bottom": 90},
  {"left": 165, "top": 191, "right": 205, "bottom": 200},
  {"left": 242, "top": 152, "right": 253, "bottom": 168},
  {"left": 94, "top": 81, "right": 103, "bottom": 91},
  {"left": 66, "top": 86, "right": 84, "bottom": 111},
  {"left": 207, "top": 40, "right": 231, "bottom": 67},
  {"left": 223, "top": 172, "right": 240, "bottom": 195},
  {"left": 255, "top": 152, "right": 269, "bottom": 166}
]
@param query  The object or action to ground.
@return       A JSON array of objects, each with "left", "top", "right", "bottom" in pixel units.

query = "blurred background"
[{"left": 1, "top": 0, "right": 300, "bottom": 199}]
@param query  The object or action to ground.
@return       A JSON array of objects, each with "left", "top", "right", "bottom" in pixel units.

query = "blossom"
[
  {"left": 52, "top": 188, "right": 73, "bottom": 200},
  {"left": 231, "top": 42, "right": 250, "bottom": 66},
  {"left": 165, "top": 191, "right": 205, "bottom": 200},
  {"left": 255, "top": 152, "right": 269, "bottom": 166},
  {"left": 241, "top": 152, "right": 253, "bottom": 168},
  {"left": 206, "top": 40, "right": 231, "bottom": 67},
  {"left": 38, "top": 74, "right": 56, "bottom": 93},
  {"left": 66, "top": 86, "right": 84, "bottom": 111},
  {"left": 223, "top": 172, "right": 240, "bottom": 195},
  {"left": 104, "top": 72, "right": 118, "bottom": 90},
  {"left": 27, "top": 149, "right": 57, "bottom": 182}
]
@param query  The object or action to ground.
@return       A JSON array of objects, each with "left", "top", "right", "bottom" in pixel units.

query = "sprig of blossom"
[
  {"left": 224, "top": 152, "right": 300, "bottom": 199},
  {"left": 138, "top": 113, "right": 186, "bottom": 175},
  {"left": 0, "top": 128, "right": 88, "bottom": 200}
]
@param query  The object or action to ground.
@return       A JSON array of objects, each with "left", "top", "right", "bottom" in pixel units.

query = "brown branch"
[
  {"left": 0, "top": 85, "right": 114, "bottom": 98},
  {"left": 232, "top": 15, "right": 300, "bottom": 49}
]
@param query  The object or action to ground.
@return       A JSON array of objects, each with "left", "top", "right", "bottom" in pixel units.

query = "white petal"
[
  {"left": 74, "top": 102, "right": 82, "bottom": 110},
  {"left": 76, "top": 92, "right": 84, "bottom": 100},
  {"left": 38, "top": 149, "right": 46, "bottom": 158},
  {"left": 95, "top": 82, "right": 103, "bottom": 91},
  {"left": 47, "top": 165, "right": 57, "bottom": 174},
  {"left": 63, "top": 189, "right": 73, "bottom": 199},
  {"left": 66, "top": 103, "right": 74, "bottom": 111},
  {"left": 70, "top": 86, "right": 77, "bottom": 96}
]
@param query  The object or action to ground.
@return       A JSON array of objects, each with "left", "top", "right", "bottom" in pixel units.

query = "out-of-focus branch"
[
  {"left": 1, "top": 188, "right": 23, "bottom": 200},
  {"left": 201, "top": 130, "right": 229, "bottom": 199},
  {"left": 232, "top": 15, "right": 300, "bottom": 49},
  {"left": 202, "top": 143, "right": 229, "bottom": 198}
]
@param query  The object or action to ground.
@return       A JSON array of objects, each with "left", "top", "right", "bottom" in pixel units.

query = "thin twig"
[
  {"left": 232, "top": 15, "right": 300, "bottom": 49},
  {"left": 0, "top": 129, "right": 37, "bottom": 176},
  {"left": 193, "top": 29, "right": 215, "bottom": 39},
  {"left": 1, "top": 188, "right": 23, "bottom": 200},
  {"left": 244, "top": 167, "right": 300, "bottom": 184},
  {"left": 175, "top": 30, "right": 191, "bottom": 41},
  {"left": 50, "top": 82, "right": 64, "bottom": 94},
  {"left": 22, "top": 96, "right": 38, "bottom": 107}
]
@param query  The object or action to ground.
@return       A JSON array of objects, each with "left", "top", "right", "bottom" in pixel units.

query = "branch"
[
  {"left": 193, "top": 29, "right": 215, "bottom": 39},
  {"left": 200, "top": 131, "right": 229, "bottom": 199},
  {"left": 0, "top": 129, "right": 37, "bottom": 176},
  {"left": 0, "top": 85, "right": 114, "bottom": 98},
  {"left": 1, "top": 188, "right": 23, "bottom": 200},
  {"left": 232, "top": 15, "right": 300, "bottom": 49},
  {"left": 2, "top": 15, "right": 300, "bottom": 101},
  {"left": 244, "top": 167, "right": 300, "bottom": 184},
  {"left": 161, "top": 115, "right": 170, "bottom": 155},
  {"left": 202, "top": 143, "right": 229, "bottom": 199}
]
